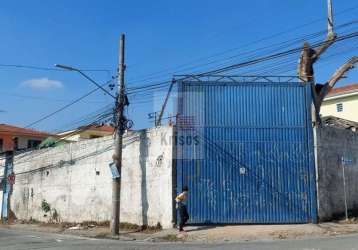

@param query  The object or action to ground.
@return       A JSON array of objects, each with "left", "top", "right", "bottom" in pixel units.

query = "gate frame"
[{"left": 173, "top": 75, "right": 318, "bottom": 224}]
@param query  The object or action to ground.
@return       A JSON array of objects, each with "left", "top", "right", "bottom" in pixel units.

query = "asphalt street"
[{"left": 2, "top": 227, "right": 358, "bottom": 250}]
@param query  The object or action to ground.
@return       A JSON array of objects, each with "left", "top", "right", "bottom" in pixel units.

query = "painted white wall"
[
  {"left": 10, "top": 126, "right": 174, "bottom": 228},
  {"left": 0, "top": 191, "right": 3, "bottom": 217},
  {"left": 121, "top": 128, "right": 174, "bottom": 228},
  {"left": 0, "top": 157, "right": 6, "bottom": 217},
  {"left": 321, "top": 94, "right": 358, "bottom": 122},
  {"left": 11, "top": 137, "right": 114, "bottom": 223},
  {"left": 17, "top": 136, "right": 44, "bottom": 150}
]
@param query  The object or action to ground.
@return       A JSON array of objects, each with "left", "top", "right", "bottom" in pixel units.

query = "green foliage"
[
  {"left": 41, "top": 199, "right": 51, "bottom": 213},
  {"left": 52, "top": 209, "right": 59, "bottom": 221}
]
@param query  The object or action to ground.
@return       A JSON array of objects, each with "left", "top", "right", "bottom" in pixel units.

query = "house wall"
[
  {"left": 316, "top": 126, "right": 358, "bottom": 220},
  {"left": 321, "top": 94, "right": 358, "bottom": 122},
  {"left": 0, "top": 134, "right": 14, "bottom": 152},
  {"left": 17, "top": 136, "right": 43, "bottom": 150},
  {"left": 0, "top": 134, "right": 46, "bottom": 152},
  {"left": 10, "top": 126, "right": 174, "bottom": 228},
  {"left": 0, "top": 157, "right": 5, "bottom": 217},
  {"left": 58, "top": 130, "right": 113, "bottom": 142},
  {"left": 0, "top": 191, "right": 3, "bottom": 218},
  {"left": 79, "top": 130, "right": 113, "bottom": 140},
  {"left": 59, "top": 133, "right": 81, "bottom": 142}
]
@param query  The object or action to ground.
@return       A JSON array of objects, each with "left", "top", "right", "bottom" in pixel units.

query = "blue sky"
[{"left": 0, "top": 0, "right": 357, "bottom": 132}]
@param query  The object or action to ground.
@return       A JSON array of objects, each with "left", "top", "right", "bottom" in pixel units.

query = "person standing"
[{"left": 175, "top": 186, "right": 189, "bottom": 232}]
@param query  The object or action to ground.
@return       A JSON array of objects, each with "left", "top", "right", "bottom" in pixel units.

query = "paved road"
[{"left": 2, "top": 227, "right": 358, "bottom": 250}]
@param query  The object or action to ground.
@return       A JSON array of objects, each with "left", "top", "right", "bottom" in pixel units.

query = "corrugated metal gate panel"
[{"left": 176, "top": 81, "right": 317, "bottom": 224}]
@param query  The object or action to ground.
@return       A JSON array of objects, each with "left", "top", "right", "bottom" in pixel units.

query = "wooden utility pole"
[{"left": 111, "top": 33, "right": 126, "bottom": 235}]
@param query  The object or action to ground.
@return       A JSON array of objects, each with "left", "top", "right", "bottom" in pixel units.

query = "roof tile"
[
  {"left": 0, "top": 124, "right": 53, "bottom": 137},
  {"left": 327, "top": 83, "right": 358, "bottom": 97}
]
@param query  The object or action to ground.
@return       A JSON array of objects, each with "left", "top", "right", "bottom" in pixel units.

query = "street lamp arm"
[
  {"left": 54, "top": 64, "right": 76, "bottom": 71},
  {"left": 77, "top": 70, "right": 116, "bottom": 99},
  {"left": 55, "top": 64, "right": 116, "bottom": 99}
]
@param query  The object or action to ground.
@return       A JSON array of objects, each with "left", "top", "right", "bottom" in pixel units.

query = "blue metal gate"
[{"left": 175, "top": 76, "right": 317, "bottom": 224}]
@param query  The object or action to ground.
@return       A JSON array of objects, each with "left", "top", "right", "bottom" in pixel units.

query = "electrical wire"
[
  {"left": 0, "top": 64, "right": 111, "bottom": 74},
  {"left": 24, "top": 77, "right": 117, "bottom": 129},
  {"left": 124, "top": 24, "right": 358, "bottom": 97},
  {"left": 125, "top": 5, "right": 358, "bottom": 85}
]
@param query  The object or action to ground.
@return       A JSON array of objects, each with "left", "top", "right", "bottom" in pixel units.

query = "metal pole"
[
  {"left": 328, "top": 0, "right": 334, "bottom": 34},
  {"left": 342, "top": 157, "right": 348, "bottom": 221},
  {"left": 156, "top": 79, "right": 175, "bottom": 126},
  {"left": 111, "top": 33, "right": 125, "bottom": 235}
]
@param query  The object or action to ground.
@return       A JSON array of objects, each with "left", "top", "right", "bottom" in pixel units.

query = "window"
[
  {"left": 27, "top": 139, "right": 42, "bottom": 149},
  {"left": 89, "top": 135, "right": 101, "bottom": 139},
  {"left": 336, "top": 103, "right": 343, "bottom": 112},
  {"left": 13, "top": 137, "right": 18, "bottom": 150},
  {"left": 0, "top": 139, "right": 3, "bottom": 152}
]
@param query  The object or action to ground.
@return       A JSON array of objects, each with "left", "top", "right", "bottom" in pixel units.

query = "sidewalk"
[{"left": 2, "top": 220, "right": 358, "bottom": 243}]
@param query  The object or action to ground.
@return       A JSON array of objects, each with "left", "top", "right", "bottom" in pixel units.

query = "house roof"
[
  {"left": 327, "top": 83, "right": 358, "bottom": 97},
  {"left": 78, "top": 124, "right": 114, "bottom": 133},
  {"left": 58, "top": 124, "right": 115, "bottom": 136},
  {"left": 0, "top": 124, "right": 53, "bottom": 138},
  {"left": 321, "top": 116, "right": 358, "bottom": 132}
]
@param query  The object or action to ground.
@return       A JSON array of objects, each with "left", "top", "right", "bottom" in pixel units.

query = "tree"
[{"left": 297, "top": 0, "right": 357, "bottom": 117}]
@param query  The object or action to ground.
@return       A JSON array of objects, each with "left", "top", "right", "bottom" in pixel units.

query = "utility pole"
[
  {"left": 111, "top": 33, "right": 126, "bottom": 235},
  {"left": 328, "top": 0, "right": 334, "bottom": 35}
]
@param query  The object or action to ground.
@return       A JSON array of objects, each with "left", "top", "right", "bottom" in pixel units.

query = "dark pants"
[{"left": 178, "top": 203, "right": 189, "bottom": 230}]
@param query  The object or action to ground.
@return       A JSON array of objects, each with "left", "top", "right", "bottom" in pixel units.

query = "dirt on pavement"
[{"left": 2, "top": 220, "right": 358, "bottom": 243}]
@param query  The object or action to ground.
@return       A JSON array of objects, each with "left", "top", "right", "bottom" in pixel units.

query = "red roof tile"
[
  {"left": 0, "top": 124, "right": 53, "bottom": 137},
  {"left": 78, "top": 124, "right": 114, "bottom": 133},
  {"left": 327, "top": 83, "right": 358, "bottom": 97}
]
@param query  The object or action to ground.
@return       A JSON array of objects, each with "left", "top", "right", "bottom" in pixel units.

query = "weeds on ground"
[
  {"left": 161, "top": 234, "right": 185, "bottom": 242},
  {"left": 119, "top": 222, "right": 162, "bottom": 233}
]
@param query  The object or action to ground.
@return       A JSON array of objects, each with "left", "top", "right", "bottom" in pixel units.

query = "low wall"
[
  {"left": 10, "top": 126, "right": 174, "bottom": 228},
  {"left": 0, "top": 156, "right": 6, "bottom": 218},
  {"left": 317, "top": 126, "right": 358, "bottom": 220},
  {"left": 121, "top": 128, "right": 174, "bottom": 228}
]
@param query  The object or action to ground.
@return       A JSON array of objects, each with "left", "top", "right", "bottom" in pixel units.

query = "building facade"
[
  {"left": 321, "top": 83, "right": 358, "bottom": 122},
  {"left": 4, "top": 79, "right": 358, "bottom": 227},
  {"left": 57, "top": 124, "right": 114, "bottom": 142},
  {"left": 0, "top": 124, "right": 52, "bottom": 153}
]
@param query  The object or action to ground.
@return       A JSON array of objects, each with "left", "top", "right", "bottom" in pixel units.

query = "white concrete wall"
[
  {"left": 0, "top": 191, "right": 3, "bottom": 217},
  {"left": 11, "top": 137, "right": 114, "bottom": 223},
  {"left": 10, "top": 126, "right": 174, "bottom": 228},
  {"left": 0, "top": 157, "right": 6, "bottom": 217},
  {"left": 120, "top": 128, "right": 174, "bottom": 228}
]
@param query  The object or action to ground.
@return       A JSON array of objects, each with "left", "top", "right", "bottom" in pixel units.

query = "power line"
[
  {"left": 53, "top": 103, "right": 114, "bottom": 133},
  {"left": 125, "top": 5, "right": 358, "bottom": 85},
  {"left": 0, "top": 64, "right": 111, "bottom": 74},
  {"left": 125, "top": 30, "right": 358, "bottom": 98},
  {"left": 11, "top": 111, "right": 115, "bottom": 163},
  {"left": 0, "top": 92, "right": 109, "bottom": 104},
  {"left": 197, "top": 32, "right": 358, "bottom": 75},
  {"left": 24, "top": 77, "right": 116, "bottom": 129},
  {"left": 238, "top": 38, "right": 358, "bottom": 76},
  {"left": 124, "top": 22, "right": 358, "bottom": 95}
]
